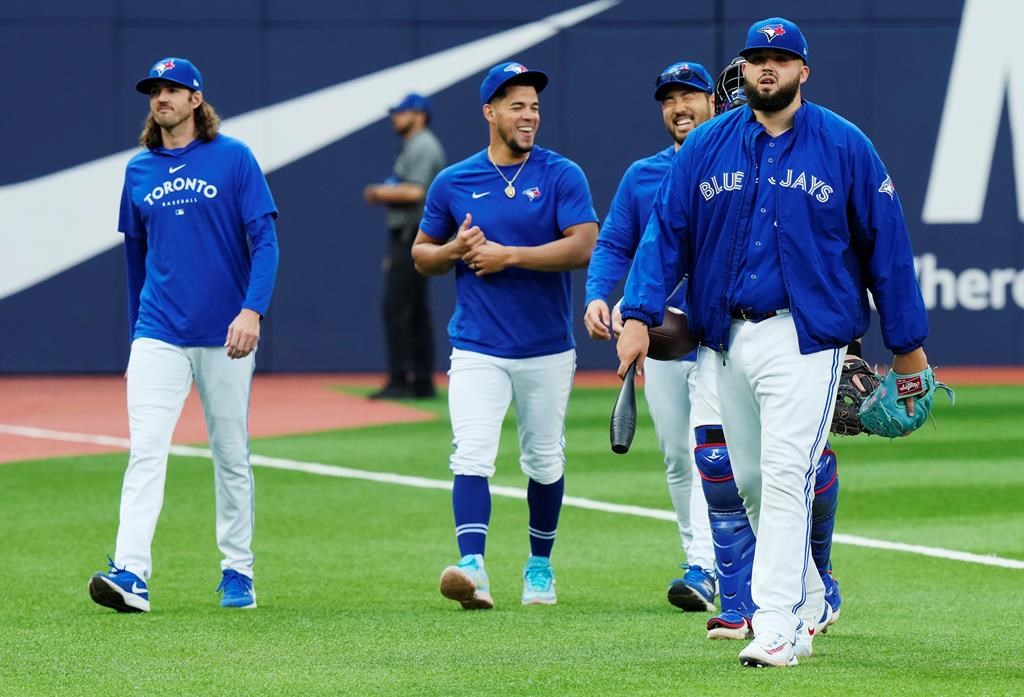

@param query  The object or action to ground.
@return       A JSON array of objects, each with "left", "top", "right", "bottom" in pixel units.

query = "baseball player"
[
  {"left": 412, "top": 61, "right": 598, "bottom": 609},
  {"left": 88, "top": 57, "right": 279, "bottom": 613},
  {"left": 583, "top": 61, "right": 717, "bottom": 612},
  {"left": 695, "top": 57, "right": 842, "bottom": 643},
  {"left": 617, "top": 17, "right": 932, "bottom": 668}
]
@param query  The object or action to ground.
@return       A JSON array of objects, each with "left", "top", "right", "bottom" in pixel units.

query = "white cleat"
[{"left": 739, "top": 632, "right": 798, "bottom": 668}]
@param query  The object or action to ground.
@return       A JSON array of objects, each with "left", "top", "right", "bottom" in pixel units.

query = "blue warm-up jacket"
[{"left": 620, "top": 100, "right": 928, "bottom": 356}]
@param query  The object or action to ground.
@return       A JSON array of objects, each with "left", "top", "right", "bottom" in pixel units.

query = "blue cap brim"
[
  {"left": 738, "top": 45, "right": 806, "bottom": 62},
  {"left": 136, "top": 76, "right": 198, "bottom": 94},
  {"left": 485, "top": 70, "right": 548, "bottom": 103}
]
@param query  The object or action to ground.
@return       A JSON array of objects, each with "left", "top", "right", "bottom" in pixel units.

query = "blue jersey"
[
  {"left": 585, "top": 146, "right": 675, "bottom": 307},
  {"left": 585, "top": 145, "right": 694, "bottom": 359},
  {"left": 622, "top": 101, "right": 927, "bottom": 356},
  {"left": 420, "top": 146, "right": 598, "bottom": 358},
  {"left": 119, "top": 134, "right": 279, "bottom": 346}
]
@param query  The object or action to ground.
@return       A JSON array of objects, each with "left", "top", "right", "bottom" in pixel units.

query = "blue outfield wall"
[{"left": 1, "top": 0, "right": 1020, "bottom": 373}]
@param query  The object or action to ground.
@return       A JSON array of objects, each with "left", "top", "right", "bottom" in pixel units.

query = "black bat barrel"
[{"left": 610, "top": 361, "right": 638, "bottom": 454}]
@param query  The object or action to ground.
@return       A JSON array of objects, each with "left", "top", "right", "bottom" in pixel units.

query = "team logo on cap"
[
  {"left": 153, "top": 59, "right": 175, "bottom": 76},
  {"left": 504, "top": 63, "right": 527, "bottom": 74},
  {"left": 878, "top": 175, "right": 895, "bottom": 199},
  {"left": 758, "top": 24, "right": 787, "bottom": 42}
]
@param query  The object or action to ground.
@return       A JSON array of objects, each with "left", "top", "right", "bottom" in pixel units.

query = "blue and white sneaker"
[
  {"left": 667, "top": 564, "right": 716, "bottom": 612},
  {"left": 739, "top": 631, "right": 798, "bottom": 668},
  {"left": 88, "top": 558, "right": 150, "bottom": 613},
  {"left": 521, "top": 555, "right": 557, "bottom": 605},
  {"left": 439, "top": 554, "right": 493, "bottom": 610},
  {"left": 707, "top": 609, "right": 753, "bottom": 640},
  {"left": 217, "top": 569, "right": 257, "bottom": 609},
  {"left": 822, "top": 571, "right": 841, "bottom": 628}
]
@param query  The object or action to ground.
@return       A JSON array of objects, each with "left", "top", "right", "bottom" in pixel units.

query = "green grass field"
[{"left": 2, "top": 384, "right": 1022, "bottom": 696}]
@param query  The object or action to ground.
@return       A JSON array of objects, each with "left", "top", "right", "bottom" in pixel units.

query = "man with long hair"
[{"left": 88, "top": 57, "right": 279, "bottom": 613}]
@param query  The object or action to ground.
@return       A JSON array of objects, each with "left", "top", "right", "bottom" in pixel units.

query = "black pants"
[{"left": 383, "top": 225, "right": 434, "bottom": 386}]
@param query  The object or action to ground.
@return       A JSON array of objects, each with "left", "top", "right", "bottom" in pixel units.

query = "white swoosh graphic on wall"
[{"left": 0, "top": 0, "right": 618, "bottom": 300}]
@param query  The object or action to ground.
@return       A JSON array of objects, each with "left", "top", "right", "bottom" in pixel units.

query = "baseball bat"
[{"left": 610, "top": 360, "right": 637, "bottom": 454}]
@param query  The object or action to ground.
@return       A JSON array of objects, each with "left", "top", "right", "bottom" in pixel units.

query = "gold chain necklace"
[{"left": 488, "top": 147, "right": 530, "bottom": 199}]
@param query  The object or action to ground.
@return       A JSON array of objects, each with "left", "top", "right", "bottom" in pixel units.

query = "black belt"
[{"left": 730, "top": 308, "right": 789, "bottom": 323}]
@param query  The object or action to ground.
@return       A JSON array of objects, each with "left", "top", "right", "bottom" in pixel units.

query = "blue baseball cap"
[
  {"left": 389, "top": 93, "right": 432, "bottom": 116},
  {"left": 654, "top": 61, "right": 714, "bottom": 100},
  {"left": 739, "top": 17, "right": 809, "bottom": 64},
  {"left": 136, "top": 57, "right": 203, "bottom": 94},
  {"left": 480, "top": 61, "right": 548, "bottom": 105}
]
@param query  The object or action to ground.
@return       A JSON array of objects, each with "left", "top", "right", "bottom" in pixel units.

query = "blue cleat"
[
  {"left": 822, "top": 571, "right": 841, "bottom": 628},
  {"left": 521, "top": 555, "right": 557, "bottom": 605},
  {"left": 707, "top": 608, "right": 753, "bottom": 640},
  {"left": 217, "top": 569, "right": 257, "bottom": 609},
  {"left": 667, "top": 564, "right": 716, "bottom": 612},
  {"left": 439, "top": 554, "right": 494, "bottom": 610},
  {"left": 88, "top": 558, "right": 150, "bottom": 613}
]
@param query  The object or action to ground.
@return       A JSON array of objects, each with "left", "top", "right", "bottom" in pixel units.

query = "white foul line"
[{"left": 3, "top": 422, "right": 1022, "bottom": 571}]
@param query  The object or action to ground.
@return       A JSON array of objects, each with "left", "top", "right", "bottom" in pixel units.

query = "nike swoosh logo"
[
  {"left": 131, "top": 582, "right": 148, "bottom": 595},
  {"left": 472, "top": 192, "right": 491, "bottom": 199},
  {"left": 0, "top": 0, "right": 618, "bottom": 301},
  {"left": 168, "top": 164, "right": 187, "bottom": 173}
]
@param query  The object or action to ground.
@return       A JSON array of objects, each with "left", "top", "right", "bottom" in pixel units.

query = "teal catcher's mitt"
[{"left": 858, "top": 366, "right": 955, "bottom": 438}]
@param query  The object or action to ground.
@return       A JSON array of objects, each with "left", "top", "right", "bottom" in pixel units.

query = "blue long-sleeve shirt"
[
  {"left": 621, "top": 101, "right": 927, "bottom": 356},
  {"left": 585, "top": 146, "right": 676, "bottom": 307},
  {"left": 119, "top": 134, "right": 279, "bottom": 346}
]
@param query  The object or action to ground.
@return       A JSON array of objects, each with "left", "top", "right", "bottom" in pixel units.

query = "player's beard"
[
  {"left": 664, "top": 105, "right": 710, "bottom": 147},
  {"left": 744, "top": 72, "right": 800, "bottom": 113},
  {"left": 153, "top": 106, "right": 194, "bottom": 132},
  {"left": 497, "top": 122, "right": 535, "bottom": 156}
]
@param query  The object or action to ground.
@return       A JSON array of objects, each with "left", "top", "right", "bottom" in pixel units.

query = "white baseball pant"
[
  {"left": 714, "top": 314, "right": 843, "bottom": 641},
  {"left": 115, "top": 337, "right": 256, "bottom": 581},
  {"left": 447, "top": 347, "right": 575, "bottom": 484},
  {"left": 642, "top": 357, "right": 714, "bottom": 570}
]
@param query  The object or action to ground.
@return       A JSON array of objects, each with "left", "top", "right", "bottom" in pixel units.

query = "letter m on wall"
[{"left": 923, "top": 0, "right": 1024, "bottom": 223}]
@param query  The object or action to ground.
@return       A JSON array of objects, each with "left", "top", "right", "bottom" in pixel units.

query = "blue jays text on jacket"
[{"left": 620, "top": 100, "right": 928, "bottom": 356}]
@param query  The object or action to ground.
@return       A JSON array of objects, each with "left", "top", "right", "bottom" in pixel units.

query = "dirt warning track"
[{"left": 1, "top": 368, "right": 1020, "bottom": 464}]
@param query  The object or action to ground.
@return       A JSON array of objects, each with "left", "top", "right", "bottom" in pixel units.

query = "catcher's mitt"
[
  {"left": 831, "top": 356, "right": 882, "bottom": 436},
  {"left": 858, "top": 365, "right": 955, "bottom": 438}
]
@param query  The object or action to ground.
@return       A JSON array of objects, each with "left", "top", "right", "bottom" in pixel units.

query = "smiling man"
[
  {"left": 412, "top": 60, "right": 598, "bottom": 610},
  {"left": 617, "top": 17, "right": 933, "bottom": 667},
  {"left": 583, "top": 61, "right": 717, "bottom": 613}
]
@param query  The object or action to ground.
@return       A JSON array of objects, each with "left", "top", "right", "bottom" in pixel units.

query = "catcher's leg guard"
[
  {"left": 811, "top": 445, "right": 839, "bottom": 577},
  {"left": 813, "top": 445, "right": 842, "bottom": 624},
  {"left": 695, "top": 425, "right": 756, "bottom": 637}
]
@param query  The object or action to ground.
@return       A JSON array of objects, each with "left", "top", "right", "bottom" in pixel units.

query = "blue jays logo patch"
[
  {"left": 504, "top": 63, "right": 527, "bottom": 75},
  {"left": 154, "top": 59, "right": 175, "bottom": 76},
  {"left": 523, "top": 186, "right": 541, "bottom": 201},
  {"left": 878, "top": 175, "right": 895, "bottom": 199},
  {"left": 758, "top": 24, "right": 786, "bottom": 42}
]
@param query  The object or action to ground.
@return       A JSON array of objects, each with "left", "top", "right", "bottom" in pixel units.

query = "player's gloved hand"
[
  {"left": 830, "top": 356, "right": 882, "bottom": 436},
  {"left": 858, "top": 366, "right": 955, "bottom": 438}
]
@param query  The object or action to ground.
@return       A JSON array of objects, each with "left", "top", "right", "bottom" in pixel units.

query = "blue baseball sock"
[
  {"left": 527, "top": 476, "right": 564, "bottom": 558},
  {"left": 453, "top": 475, "right": 490, "bottom": 557}
]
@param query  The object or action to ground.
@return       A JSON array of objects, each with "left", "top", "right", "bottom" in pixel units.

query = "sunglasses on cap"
[{"left": 655, "top": 65, "right": 712, "bottom": 93}]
